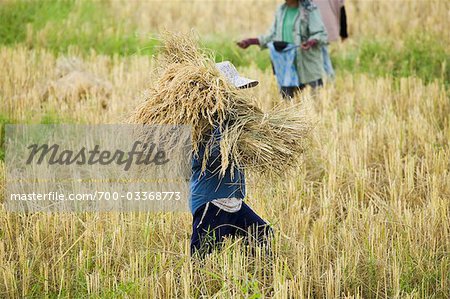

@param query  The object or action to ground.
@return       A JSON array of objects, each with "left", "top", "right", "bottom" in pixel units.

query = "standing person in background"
[
  {"left": 237, "top": 0, "right": 328, "bottom": 99},
  {"left": 314, "top": 0, "right": 348, "bottom": 79}
]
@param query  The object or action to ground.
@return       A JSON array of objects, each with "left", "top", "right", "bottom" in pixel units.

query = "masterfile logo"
[{"left": 5, "top": 124, "right": 192, "bottom": 212}]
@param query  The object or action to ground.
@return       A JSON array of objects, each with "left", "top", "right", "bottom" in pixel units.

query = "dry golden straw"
[{"left": 129, "top": 31, "right": 312, "bottom": 175}]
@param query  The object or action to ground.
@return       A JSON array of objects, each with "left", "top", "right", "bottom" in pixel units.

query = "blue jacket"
[{"left": 189, "top": 127, "right": 246, "bottom": 214}]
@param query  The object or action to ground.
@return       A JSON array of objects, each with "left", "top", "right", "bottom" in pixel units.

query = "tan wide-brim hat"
[{"left": 216, "top": 61, "right": 259, "bottom": 89}]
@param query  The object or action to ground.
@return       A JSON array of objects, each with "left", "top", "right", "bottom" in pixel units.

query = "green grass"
[
  {"left": 333, "top": 33, "right": 449, "bottom": 85},
  {"left": 202, "top": 37, "right": 271, "bottom": 71},
  {"left": 0, "top": 0, "right": 74, "bottom": 45},
  {"left": 32, "top": 0, "right": 159, "bottom": 56},
  {"left": 0, "top": 0, "right": 158, "bottom": 56}
]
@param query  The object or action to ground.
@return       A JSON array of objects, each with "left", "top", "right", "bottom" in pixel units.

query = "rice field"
[{"left": 0, "top": 0, "right": 449, "bottom": 298}]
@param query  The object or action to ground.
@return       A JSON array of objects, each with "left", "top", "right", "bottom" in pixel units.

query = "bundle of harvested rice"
[
  {"left": 227, "top": 102, "right": 312, "bottom": 173},
  {"left": 42, "top": 71, "right": 112, "bottom": 102},
  {"left": 41, "top": 56, "right": 112, "bottom": 106},
  {"left": 129, "top": 31, "right": 312, "bottom": 175}
]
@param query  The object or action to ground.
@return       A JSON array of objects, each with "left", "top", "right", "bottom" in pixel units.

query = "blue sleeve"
[{"left": 192, "top": 123, "right": 223, "bottom": 169}]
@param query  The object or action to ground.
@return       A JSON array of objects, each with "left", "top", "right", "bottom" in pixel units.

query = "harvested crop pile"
[
  {"left": 41, "top": 56, "right": 112, "bottom": 106},
  {"left": 129, "top": 31, "right": 312, "bottom": 175}
]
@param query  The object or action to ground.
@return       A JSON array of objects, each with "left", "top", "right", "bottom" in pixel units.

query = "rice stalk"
[{"left": 129, "top": 31, "right": 312, "bottom": 175}]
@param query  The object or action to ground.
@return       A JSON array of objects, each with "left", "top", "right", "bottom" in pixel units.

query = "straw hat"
[{"left": 216, "top": 61, "right": 259, "bottom": 89}]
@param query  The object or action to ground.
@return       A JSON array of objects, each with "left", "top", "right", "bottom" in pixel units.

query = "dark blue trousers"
[
  {"left": 190, "top": 201, "right": 272, "bottom": 256},
  {"left": 280, "top": 78, "right": 323, "bottom": 99}
]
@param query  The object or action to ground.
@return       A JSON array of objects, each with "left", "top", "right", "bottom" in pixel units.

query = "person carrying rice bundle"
[
  {"left": 188, "top": 61, "right": 272, "bottom": 257},
  {"left": 130, "top": 32, "right": 312, "bottom": 257}
]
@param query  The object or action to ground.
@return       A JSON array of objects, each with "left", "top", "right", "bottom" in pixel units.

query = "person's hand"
[
  {"left": 237, "top": 38, "right": 259, "bottom": 49},
  {"left": 301, "top": 39, "right": 318, "bottom": 50}
]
